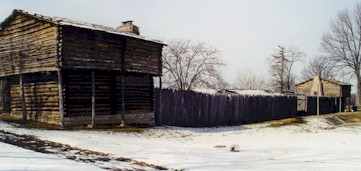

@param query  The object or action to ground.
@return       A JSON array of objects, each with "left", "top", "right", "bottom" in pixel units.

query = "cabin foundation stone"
[{"left": 124, "top": 112, "right": 155, "bottom": 125}]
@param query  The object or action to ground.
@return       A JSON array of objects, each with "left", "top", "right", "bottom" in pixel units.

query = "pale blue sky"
[{"left": 0, "top": 0, "right": 359, "bottom": 85}]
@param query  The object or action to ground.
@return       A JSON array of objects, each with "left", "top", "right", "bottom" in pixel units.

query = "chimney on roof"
[{"left": 117, "top": 21, "right": 139, "bottom": 35}]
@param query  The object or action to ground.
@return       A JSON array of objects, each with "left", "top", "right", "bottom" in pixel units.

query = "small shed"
[{"left": 0, "top": 9, "right": 165, "bottom": 127}]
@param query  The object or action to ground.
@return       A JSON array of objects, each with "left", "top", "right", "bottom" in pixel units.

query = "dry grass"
[
  {"left": 268, "top": 117, "right": 306, "bottom": 128},
  {"left": 337, "top": 112, "right": 361, "bottom": 123},
  {"left": 0, "top": 113, "right": 62, "bottom": 130},
  {"left": 0, "top": 113, "right": 147, "bottom": 133}
]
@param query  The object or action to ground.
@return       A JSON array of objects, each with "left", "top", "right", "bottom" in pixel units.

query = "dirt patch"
[
  {"left": 268, "top": 117, "right": 306, "bottom": 128},
  {"left": 0, "top": 113, "right": 62, "bottom": 130},
  {"left": 0, "top": 113, "right": 148, "bottom": 133},
  {"left": 0, "top": 130, "right": 173, "bottom": 171},
  {"left": 337, "top": 112, "right": 361, "bottom": 123}
]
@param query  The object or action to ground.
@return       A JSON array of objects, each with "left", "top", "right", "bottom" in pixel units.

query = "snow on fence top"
[
  {"left": 227, "top": 89, "right": 283, "bottom": 96},
  {"left": 190, "top": 88, "right": 284, "bottom": 96},
  {"left": 191, "top": 88, "right": 220, "bottom": 95}
]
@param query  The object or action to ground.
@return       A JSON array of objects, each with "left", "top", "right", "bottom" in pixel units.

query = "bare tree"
[
  {"left": 268, "top": 45, "right": 304, "bottom": 93},
  {"left": 321, "top": 3, "right": 361, "bottom": 105},
  {"left": 233, "top": 70, "right": 268, "bottom": 90},
  {"left": 301, "top": 55, "right": 337, "bottom": 80},
  {"left": 162, "top": 39, "right": 225, "bottom": 90}
]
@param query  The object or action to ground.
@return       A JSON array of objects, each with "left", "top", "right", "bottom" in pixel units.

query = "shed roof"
[
  {"left": 295, "top": 77, "right": 351, "bottom": 86},
  {"left": 0, "top": 9, "right": 165, "bottom": 45}
]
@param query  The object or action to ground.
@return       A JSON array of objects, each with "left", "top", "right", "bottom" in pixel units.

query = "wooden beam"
[
  {"left": 19, "top": 74, "right": 26, "bottom": 121},
  {"left": 349, "top": 96, "right": 351, "bottom": 112},
  {"left": 91, "top": 71, "right": 96, "bottom": 128},
  {"left": 120, "top": 74, "right": 125, "bottom": 127},
  {"left": 111, "top": 72, "right": 117, "bottom": 115},
  {"left": 317, "top": 96, "right": 320, "bottom": 116},
  {"left": 120, "top": 37, "right": 126, "bottom": 127},
  {"left": 57, "top": 69, "right": 65, "bottom": 128},
  {"left": 339, "top": 97, "right": 342, "bottom": 113},
  {"left": 157, "top": 75, "right": 162, "bottom": 125}
]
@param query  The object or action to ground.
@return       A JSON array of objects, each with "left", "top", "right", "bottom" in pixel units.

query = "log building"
[
  {"left": 295, "top": 75, "right": 351, "bottom": 97},
  {"left": 0, "top": 9, "right": 164, "bottom": 127},
  {"left": 295, "top": 75, "right": 351, "bottom": 113}
]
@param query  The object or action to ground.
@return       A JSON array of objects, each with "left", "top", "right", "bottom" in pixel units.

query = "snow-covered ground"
[
  {"left": 0, "top": 142, "right": 103, "bottom": 171},
  {"left": 1, "top": 116, "right": 361, "bottom": 170}
]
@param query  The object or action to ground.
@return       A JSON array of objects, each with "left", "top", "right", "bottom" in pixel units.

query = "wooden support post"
[
  {"left": 58, "top": 70, "right": 65, "bottom": 128},
  {"left": 158, "top": 76, "right": 162, "bottom": 125},
  {"left": 19, "top": 74, "right": 26, "bottom": 121},
  {"left": 339, "top": 97, "right": 342, "bottom": 113},
  {"left": 91, "top": 71, "right": 96, "bottom": 128},
  {"left": 111, "top": 72, "right": 117, "bottom": 115},
  {"left": 317, "top": 96, "right": 320, "bottom": 116},
  {"left": 349, "top": 96, "right": 351, "bottom": 112},
  {"left": 120, "top": 74, "right": 125, "bottom": 127}
]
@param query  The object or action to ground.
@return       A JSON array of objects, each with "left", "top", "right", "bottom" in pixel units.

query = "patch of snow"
[
  {"left": 1, "top": 116, "right": 361, "bottom": 170},
  {"left": 191, "top": 88, "right": 219, "bottom": 95},
  {"left": 0, "top": 142, "right": 103, "bottom": 171}
]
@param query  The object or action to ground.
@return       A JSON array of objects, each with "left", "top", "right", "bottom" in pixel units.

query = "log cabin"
[
  {"left": 0, "top": 9, "right": 164, "bottom": 127},
  {"left": 295, "top": 75, "right": 351, "bottom": 113},
  {"left": 295, "top": 75, "right": 351, "bottom": 97}
]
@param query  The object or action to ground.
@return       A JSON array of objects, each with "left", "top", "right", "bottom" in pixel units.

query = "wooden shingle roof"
[
  {"left": 295, "top": 77, "right": 351, "bottom": 86},
  {"left": 0, "top": 9, "right": 165, "bottom": 45}
]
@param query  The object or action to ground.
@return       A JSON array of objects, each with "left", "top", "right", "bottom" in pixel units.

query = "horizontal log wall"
[
  {"left": 322, "top": 81, "right": 341, "bottom": 97},
  {"left": 297, "top": 79, "right": 350, "bottom": 97},
  {"left": 124, "top": 38, "right": 162, "bottom": 75},
  {"left": 9, "top": 72, "right": 60, "bottom": 124},
  {"left": 63, "top": 69, "right": 154, "bottom": 125},
  {"left": 0, "top": 79, "right": 10, "bottom": 112},
  {"left": 61, "top": 26, "right": 162, "bottom": 75},
  {"left": 62, "top": 26, "right": 124, "bottom": 70},
  {"left": 0, "top": 14, "right": 58, "bottom": 77},
  {"left": 296, "top": 81, "right": 313, "bottom": 96},
  {"left": 117, "top": 74, "right": 153, "bottom": 113},
  {"left": 64, "top": 70, "right": 113, "bottom": 117}
]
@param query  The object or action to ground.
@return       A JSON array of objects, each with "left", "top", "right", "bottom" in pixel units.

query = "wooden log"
[
  {"left": 58, "top": 70, "right": 64, "bottom": 127},
  {"left": 19, "top": 74, "right": 26, "bottom": 121},
  {"left": 91, "top": 71, "right": 96, "bottom": 128},
  {"left": 121, "top": 74, "right": 125, "bottom": 126}
]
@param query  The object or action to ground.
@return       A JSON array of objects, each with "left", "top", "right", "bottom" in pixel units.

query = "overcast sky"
[{"left": 0, "top": 0, "right": 359, "bottom": 86}]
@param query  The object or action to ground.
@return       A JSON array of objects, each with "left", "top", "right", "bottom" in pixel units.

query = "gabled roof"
[
  {"left": 0, "top": 9, "right": 165, "bottom": 45},
  {"left": 295, "top": 77, "right": 351, "bottom": 86}
]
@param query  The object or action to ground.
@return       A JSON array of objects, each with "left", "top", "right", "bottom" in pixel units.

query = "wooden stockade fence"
[
  {"left": 155, "top": 89, "right": 297, "bottom": 127},
  {"left": 301, "top": 96, "right": 343, "bottom": 115}
]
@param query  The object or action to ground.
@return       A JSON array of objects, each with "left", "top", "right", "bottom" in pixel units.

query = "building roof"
[
  {"left": 0, "top": 9, "right": 165, "bottom": 45},
  {"left": 295, "top": 77, "right": 351, "bottom": 86}
]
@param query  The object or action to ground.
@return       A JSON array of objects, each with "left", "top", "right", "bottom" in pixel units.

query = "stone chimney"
[
  {"left": 310, "top": 75, "right": 324, "bottom": 96},
  {"left": 117, "top": 21, "right": 140, "bottom": 35}
]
